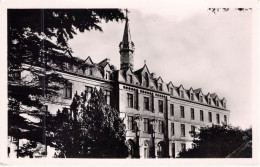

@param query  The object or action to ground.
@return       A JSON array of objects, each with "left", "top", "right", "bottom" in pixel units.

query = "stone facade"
[{"left": 17, "top": 13, "right": 230, "bottom": 158}]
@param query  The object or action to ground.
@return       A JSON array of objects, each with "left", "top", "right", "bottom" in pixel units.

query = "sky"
[{"left": 68, "top": 8, "right": 253, "bottom": 129}]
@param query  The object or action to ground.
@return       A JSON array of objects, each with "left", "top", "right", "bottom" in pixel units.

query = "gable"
[
  {"left": 140, "top": 64, "right": 151, "bottom": 76},
  {"left": 189, "top": 87, "right": 194, "bottom": 93},
  {"left": 168, "top": 81, "right": 174, "bottom": 88},
  {"left": 85, "top": 56, "right": 93, "bottom": 64},
  {"left": 179, "top": 84, "right": 184, "bottom": 91},
  {"left": 157, "top": 76, "right": 164, "bottom": 83},
  {"left": 103, "top": 63, "right": 112, "bottom": 71}
]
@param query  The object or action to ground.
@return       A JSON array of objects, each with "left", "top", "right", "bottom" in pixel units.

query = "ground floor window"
[
  {"left": 181, "top": 143, "right": 186, "bottom": 151},
  {"left": 144, "top": 141, "right": 149, "bottom": 158},
  {"left": 172, "top": 143, "right": 175, "bottom": 158}
]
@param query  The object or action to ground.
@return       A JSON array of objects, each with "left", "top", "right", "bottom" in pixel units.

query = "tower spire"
[
  {"left": 121, "top": 9, "right": 133, "bottom": 48},
  {"left": 119, "top": 9, "right": 135, "bottom": 71}
]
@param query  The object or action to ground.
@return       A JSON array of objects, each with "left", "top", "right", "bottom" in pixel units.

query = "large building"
[{"left": 18, "top": 13, "right": 230, "bottom": 158}]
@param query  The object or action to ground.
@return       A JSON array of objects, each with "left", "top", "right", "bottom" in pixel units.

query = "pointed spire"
[
  {"left": 122, "top": 9, "right": 132, "bottom": 44},
  {"left": 119, "top": 9, "right": 135, "bottom": 71},
  {"left": 120, "top": 9, "right": 135, "bottom": 52}
]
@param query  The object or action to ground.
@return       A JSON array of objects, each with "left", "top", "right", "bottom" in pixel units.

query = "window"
[
  {"left": 180, "top": 106, "right": 185, "bottom": 118},
  {"left": 127, "top": 94, "right": 134, "bottom": 108},
  {"left": 170, "top": 88, "right": 173, "bottom": 95},
  {"left": 90, "top": 68, "right": 93, "bottom": 76},
  {"left": 172, "top": 143, "right": 175, "bottom": 158},
  {"left": 216, "top": 100, "right": 219, "bottom": 107},
  {"left": 190, "top": 93, "right": 194, "bottom": 101},
  {"left": 104, "top": 90, "right": 111, "bottom": 105},
  {"left": 190, "top": 108, "right": 195, "bottom": 120},
  {"left": 158, "top": 100, "right": 163, "bottom": 113},
  {"left": 68, "top": 63, "right": 73, "bottom": 71},
  {"left": 171, "top": 123, "right": 175, "bottom": 135},
  {"left": 158, "top": 83, "right": 162, "bottom": 91},
  {"left": 85, "top": 86, "right": 93, "bottom": 93},
  {"left": 217, "top": 114, "right": 220, "bottom": 124},
  {"left": 145, "top": 73, "right": 149, "bottom": 87},
  {"left": 85, "top": 86, "right": 93, "bottom": 99},
  {"left": 63, "top": 82, "right": 72, "bottom": 98},
  {"left": 159, "top": 120, "right": 164, "bottom": 133},
  {"left": 180, "top": 91, "right": 184, "bottom": 98},
  {"left": 208, "top": 98, "right": 211, "bottom": 105},
  {"left": 128, "top": 74, "right": 133, "bottom": 84},
  {"left": 181, "top": 124, "right": 185, "bottom": 136},
  {"left": 144, "top": 118, "right": 149, "bottom": 132},
  {"left": 128, "top": 116, "right": 134, "bottom": 130},
  {"left": 105, "top": 70, "right": 111, "bottom": 80},
  {"left": 200, "top": 110, "right": 204, "bottom": 121},
  {"left": 208, "top": 112, "right": 212, "bottom": 122},
  {"left": 191, "top": 125, "right": 195, "bottom": 132},
  {"left": 144, "top": 148, "right": 148, "bottom": 158},
  {"left": 223, "top": 102, "right": 226, "bottom": 108},
  {"left": 224, "top": 115, "right": 227, "bottom": 124},
  {"left": 144, "top": 97, "right": 150, "bottom": 110},
  {"left": 199, "top": 96, "right": 203, "bottom": 102},
  {"left": 181, "top": 143, "right": 186, "bottom": 151},
  {"left": 170, "top": 104, "right": 174, "bottom": 116}
]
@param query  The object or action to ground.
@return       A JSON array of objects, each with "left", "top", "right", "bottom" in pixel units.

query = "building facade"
[{"left": 18, "top": 13, "right": 230, "bottom": 158}]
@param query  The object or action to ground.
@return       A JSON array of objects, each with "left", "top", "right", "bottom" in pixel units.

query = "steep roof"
[
  {"left": 98, "top": 58, "right": 110, "bottom": 68},
  {"left": 85, "top": 56, "right": 93, "bottom": 64},
  {"left": 122, "top": 10, "right": 133, "bottom": 45}
]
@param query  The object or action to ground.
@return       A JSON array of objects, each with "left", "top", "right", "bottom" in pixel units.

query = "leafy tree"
[
  {"left": 178, "top": 124, "right": 252, "bottom": 158},
  {"left": 49, "top": 88, "right": 128, "bottom": 158},
  {"left": 8, "top": 9, "right": 125, "bottom": 157}
]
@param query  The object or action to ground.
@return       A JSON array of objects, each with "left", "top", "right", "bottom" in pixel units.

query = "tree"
[
  {"left": 8, "top": 9, "right": 125, "bottom": 157},
  {"left": 178, "top": 124, "right": 252, "bottom": 158},
  {"left": 49, "top": 88, "right": 128, "bottom": 158}
]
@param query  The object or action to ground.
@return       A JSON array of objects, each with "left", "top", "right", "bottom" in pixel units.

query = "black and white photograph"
[{"left": 0, "top": 0, "right": 259, "bottom": 165}]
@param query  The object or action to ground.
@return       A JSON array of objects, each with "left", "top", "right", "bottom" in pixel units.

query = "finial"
[{"left": 144, "top": 59, "right": 146, "bottom": 65}]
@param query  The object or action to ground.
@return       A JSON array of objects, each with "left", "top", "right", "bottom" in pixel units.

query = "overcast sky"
[{"left": 68, "top": 8, "right": 253, "bottom": 129}]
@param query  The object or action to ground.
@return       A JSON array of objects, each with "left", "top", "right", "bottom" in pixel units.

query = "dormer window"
[
  {"left": 180, "top": 91, "right": 184, "bottom": 98},
  {"left": 158, "top": 83, "right": 162, "bottom": 91},
  {"left": 199, "top": 96, "right": 203, "bottom": 102},
  {"left": 190, "top": 93, "right": 194, "bottom": 101},
  {"left": 223, "top": 102, "right": 226, "bottom": 108},
  {"left": 145, "top": 73, "right": 149, "bottom": 87},
  {"left": 105, "top": 71, "right": 111, "bottom": 80},
  {"left": 216, "top": 100, "right": 219, "bottom": 107},
  {"left": 170, "top": 88, "right": 173, "bottom": 95},
  {"left": 128, "top": 74, "right": 133, "bottom": 84},
  {"left": 90, "top": 68, "right": 93, "bottom": 76},
  {"left": 208, "top": 98, "right": 211, "bottom": 105}
]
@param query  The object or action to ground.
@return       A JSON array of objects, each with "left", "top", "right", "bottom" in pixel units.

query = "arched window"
[
  {"left": 126, "top": 140, "right": 135, "bottom": 158},
  {"left": 157, "top": 142, "right": 165, "bottom": 158},
  {"left": 144, "top": 141, "right": 149, "bottom": 158}
]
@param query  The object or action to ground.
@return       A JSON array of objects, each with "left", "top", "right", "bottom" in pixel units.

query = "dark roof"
[{"left": 194, "top": 88, "right": 202, "bottom": 94}]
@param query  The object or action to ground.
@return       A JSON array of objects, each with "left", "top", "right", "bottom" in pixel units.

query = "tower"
[{"left": 119, "top": 9, "right": 135, "bottom": 71}]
